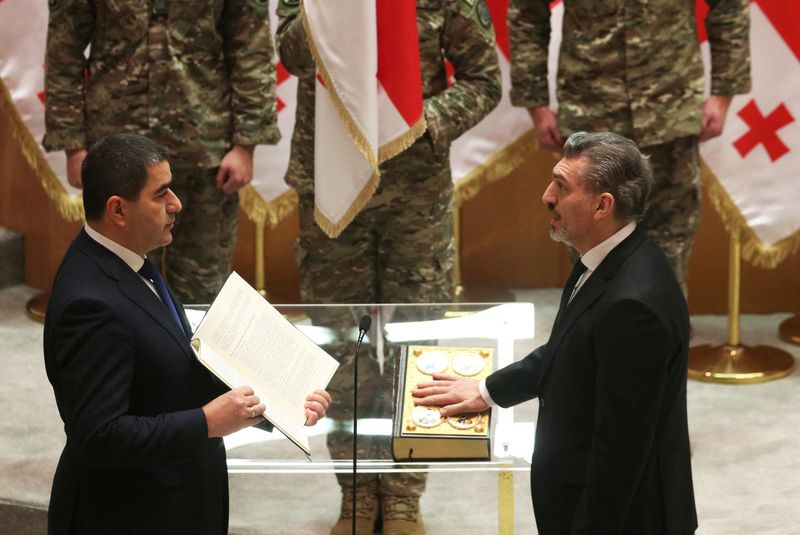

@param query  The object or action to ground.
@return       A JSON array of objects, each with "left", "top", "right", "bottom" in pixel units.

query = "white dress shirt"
[{"left": 84, "top": 224, "right": 160, "bottom": 298}]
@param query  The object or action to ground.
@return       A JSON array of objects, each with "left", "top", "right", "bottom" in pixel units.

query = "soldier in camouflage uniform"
[
  {"left": 276, "top": 0, "right": 501, "bottom": 533},
  {"left": 508, "top": 0, "right": 752, "bottom": 294},
  {"left": 43, "top": 0, "right": 280, "bottom": 303}
]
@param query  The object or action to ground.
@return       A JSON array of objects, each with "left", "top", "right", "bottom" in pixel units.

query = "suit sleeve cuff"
[{"left": 479, "top": 379, "right": 496, "bottom": 407}]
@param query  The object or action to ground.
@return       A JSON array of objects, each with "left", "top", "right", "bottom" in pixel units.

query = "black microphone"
[{"left": 352, "top": 314, "right": 371, "bottom": 535}]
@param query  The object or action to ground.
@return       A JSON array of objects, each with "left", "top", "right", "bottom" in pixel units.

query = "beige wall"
[{"left": 2, "top": 108, "right": 798, "bottom": 314}]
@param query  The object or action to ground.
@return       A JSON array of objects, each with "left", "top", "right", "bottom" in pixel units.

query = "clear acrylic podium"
[{"left": 186, "top": 302, "right": 536, "bottom": 533}]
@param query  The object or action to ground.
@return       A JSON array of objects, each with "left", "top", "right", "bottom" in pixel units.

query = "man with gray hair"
[{"left": 414, "top": 131, "right": 697, "bottom": 534}]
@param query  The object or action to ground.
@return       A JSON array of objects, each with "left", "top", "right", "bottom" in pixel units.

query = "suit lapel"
[
  {"left": 538, "top": 228, "right": 648, "bottom": 386},
  {"left": 76, "top": 231, "right": 195, "bottom": 361}
]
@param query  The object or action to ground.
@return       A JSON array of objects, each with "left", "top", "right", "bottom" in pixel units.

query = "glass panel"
[{"left": 185, "top": 302, "right": 537, "bottom": 475}]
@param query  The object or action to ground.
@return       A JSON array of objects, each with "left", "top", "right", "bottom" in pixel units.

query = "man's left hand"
[
  {"left": 412, "top": 374, "right": 488, "bottom": 417},
  {"left": 699, "top": 95, "right": 733, "bottom": 141},
  {"left": 216, "top": 144, "right": 255, "bottom": 195},
  {"left": 304, "top": 389, "right": 332, "bottom": 426}
]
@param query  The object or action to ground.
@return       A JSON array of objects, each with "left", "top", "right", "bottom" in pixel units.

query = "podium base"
[{"left": 688, "top": 343, "right": 795, "bottom": 384}]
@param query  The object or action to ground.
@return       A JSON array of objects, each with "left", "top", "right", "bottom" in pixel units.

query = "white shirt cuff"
[{"left": 479, "top": 379, "right": 496, "bottom": 407}]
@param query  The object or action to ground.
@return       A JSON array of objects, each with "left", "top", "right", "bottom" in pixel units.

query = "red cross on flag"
[
  {"left": 700, "top": 0, "right": 800, "bottom": 267},
  {"left": 302, "top": 0, "right": 425, "bottom": 238}
]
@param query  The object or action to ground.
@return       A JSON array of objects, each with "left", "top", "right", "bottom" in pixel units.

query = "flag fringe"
[
  {"left": 313, "top": 170, "right": 380, "bottom": 239},
  {"left": 378, "top": 116, "right": 427, "bottom": 163},
  {"left": 301, "top": 1, "right": 379, "bottom": 175},
  {"left": 703, "top": 162, "right": 800, "bottom": 269},
  {"left": 0, "top": 79, "right": 84, "bottom": 222},
  {"left": 238, "top": 185, "right": 299, "bottom": 228},
  {"left": 453, "top": 129, "right": 553, "bottom": 206}
]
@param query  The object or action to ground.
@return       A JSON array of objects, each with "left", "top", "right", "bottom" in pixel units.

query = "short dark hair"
[
  {"left": 81, "top": 134, "right": 170, "bottom": 221},
  {"left": 562, "top": 131, "right": 654, "bottom": 223}
]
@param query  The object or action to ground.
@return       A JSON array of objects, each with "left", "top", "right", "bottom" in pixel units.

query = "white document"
[{"left": 191, "top": 272, "right": 339, "bottom": 455}]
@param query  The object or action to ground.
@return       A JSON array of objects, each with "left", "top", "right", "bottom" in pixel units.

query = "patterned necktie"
[{"left": 138, "top": 258, "right": 183, "bottom": 331}]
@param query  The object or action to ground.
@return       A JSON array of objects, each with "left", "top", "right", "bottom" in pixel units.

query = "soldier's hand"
[
  {"left": 412, "top": 374, "right": 488, "bottom": 418},
  {"left": 202, "top": 385, "right": 266, "bottom": 437},
  {"left": 699, "top": 95, "right": 733, "bottom": 142},
  {"left": 216, "top": 144, "right": 254, "bottom": 195},
  {"left": 529, "top": 107, "right": 563, "bottom": 153},
  {"left": 304, "top": 389, "right": 332, "bottom": 426},
  {"left": 66, "top": 148, "right": 87, "bottom": 189}
]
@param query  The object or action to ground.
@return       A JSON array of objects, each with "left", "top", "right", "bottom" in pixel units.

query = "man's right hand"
[
  {"left": 529, "top": 106, "right": 564, "bottom": 153},
  {"left": 66, "top": 148, "right": 87, "bottom": 189},
  {"left": 203, "top": 386, "right": 266, "bottom": 438}
]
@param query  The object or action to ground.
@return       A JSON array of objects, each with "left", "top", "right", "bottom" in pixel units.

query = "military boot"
[
  {"left": 330, "top": 486, "right": 379, "bottom": 535},
  {"left": 381, "top": 495, "right": 424, "bottom": 535}
]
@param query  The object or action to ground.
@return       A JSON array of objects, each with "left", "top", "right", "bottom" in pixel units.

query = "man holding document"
[{"left": 43, "top": 133, "right": 331, "bottom": 535}]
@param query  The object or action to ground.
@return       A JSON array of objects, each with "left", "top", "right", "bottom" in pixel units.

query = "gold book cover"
[{"left": 392, "top": 345, "right": 493, "bottom": 461}]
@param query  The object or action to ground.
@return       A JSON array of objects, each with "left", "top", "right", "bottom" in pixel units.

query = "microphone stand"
[{"left": 352, "top": 315, "right": 371, "bottom": 535}]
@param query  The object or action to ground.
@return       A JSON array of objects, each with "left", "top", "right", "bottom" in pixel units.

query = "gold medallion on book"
[{"left": 392, "top": 345, "right": 492, "bottom": 461}]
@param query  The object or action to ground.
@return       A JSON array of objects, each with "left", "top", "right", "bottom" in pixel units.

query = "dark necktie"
[
  {"left": 138, "top": 258, "right": 183, "bottom": 331},
  {"left": 558, "top": 259, "right": 588, "bottom": 315}
]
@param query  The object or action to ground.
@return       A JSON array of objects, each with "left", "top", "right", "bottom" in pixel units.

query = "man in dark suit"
[
  {"left": 43, "top": 133, "right": 331, "bottom": 535},
  {"left": 413, "top": 131, "right": 697, "bottom": 534}
]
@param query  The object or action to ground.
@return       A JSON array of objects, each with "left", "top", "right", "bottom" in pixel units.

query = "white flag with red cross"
[
  {"left": 699, "top": 0, "right": 800, "bottom": 267},
  {"left": 302, "top": 0, "right": 425, "bottom": 238}
]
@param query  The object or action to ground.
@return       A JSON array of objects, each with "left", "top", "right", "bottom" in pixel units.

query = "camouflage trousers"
[
  {"left": 296, "top": 143, "right": 457, "bottom": 497},
  {"left": 640, "top": 136, "right": 701, "bottom": 296},
  {"left": 150, "top": 163, "right": 239, "bottom": 304}
]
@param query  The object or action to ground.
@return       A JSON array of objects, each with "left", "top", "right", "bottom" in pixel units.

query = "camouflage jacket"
[
  {"left": 508, "top": 0, "right": 752, "bottom": 147},
  {"left": 276, "top": 0, "right": 502, "bottom": 193},
  {"left": 43, "top": 0, "right": 280, "bottom": 166}
]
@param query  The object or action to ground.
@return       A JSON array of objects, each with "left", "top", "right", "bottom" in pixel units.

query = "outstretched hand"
[{"left": 412, "top": 374, "right": 488, "bottom": 418}]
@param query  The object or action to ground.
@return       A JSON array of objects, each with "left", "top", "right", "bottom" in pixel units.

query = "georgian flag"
[
  {"left": 699, "top": 0, "right": 800, "bottom": 267},
  {"left": 302, "top": 0, "right": 425, "bottom": 238}
]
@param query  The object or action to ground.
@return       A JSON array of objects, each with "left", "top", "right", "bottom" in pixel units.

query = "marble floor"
[{"left": 1, "top": 284, "right": 798, "bottom": 534}]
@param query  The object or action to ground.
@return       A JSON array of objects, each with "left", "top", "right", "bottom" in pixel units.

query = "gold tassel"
[
  {"left": 378, "top": 116, "right": 427, "bottom": 163},
  {"left": 0, "top": 79, "right": 84, "bottom": 222},
  {"left": 702, "top": 161, "right": 800, "bottom": 269},
  {"left": 238, "top": 185, "right": 299, "bottom": 229},
  {"left": 313, "top": 170, "right": 380, "bottom": 238},
  {"left": 453, "top": 129, "right": 549, "bottom": 207}
]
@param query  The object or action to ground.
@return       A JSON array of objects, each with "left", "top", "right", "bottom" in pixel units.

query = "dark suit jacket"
[
  {"left": 487, "top": 226, "right": 697, "bottom": 535},
  {"left": 43, "top": 229, "right": 230, "bottom": 535}
]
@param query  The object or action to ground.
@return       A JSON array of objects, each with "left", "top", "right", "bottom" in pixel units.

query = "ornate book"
[{"left": 392, "top": 345, "right": 492, "bottom": 461}]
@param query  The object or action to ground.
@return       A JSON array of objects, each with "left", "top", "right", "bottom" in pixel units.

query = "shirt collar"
[
  {"left": 580, "top": 221, "right": 636, "bottom": 272},
  {"left": 84, "top": 224, "right": 146, "bottom": 273}
]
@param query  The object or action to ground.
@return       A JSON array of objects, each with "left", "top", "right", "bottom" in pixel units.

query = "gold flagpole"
[
  {"left": 254, "top": 220, "right": 267, "bottom": 298},
  {"left": 688, "top": 229, "right": 795, "bottom": 383},
  {"left": 453, "top": 201, "right": 464, "bottom": 298}
]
